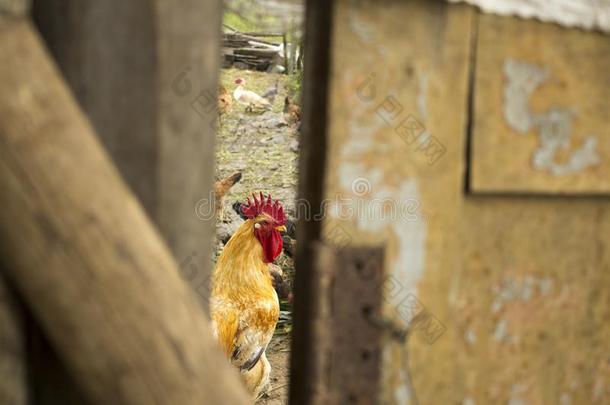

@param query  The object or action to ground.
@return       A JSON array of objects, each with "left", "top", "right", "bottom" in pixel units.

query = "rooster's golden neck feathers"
[{"left": 213, "top": 220, "right": 274, "bottom": 294}]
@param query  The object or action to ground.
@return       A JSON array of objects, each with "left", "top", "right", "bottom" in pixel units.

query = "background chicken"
[
  {"left": 281, "top": 235, "right": 297, "bottom": 259},
  {"left": 268, "top": 263, "right": 292, "bottom": 303},
  {"left": 217, "top": 84, "right": 233, "bottom": 125},
  {"left": 233, "top": 77, "right": 272, "bottom": 112},
  {"left": 214, "top": 172, "right": 242, "bottom": 220},
  {"left": 283, "top": 96, "right": 301, "bottom": 125},
  {"left": 210, "top": 193, "right": 286, "bottom": 398},
  {"left": 261, "top": 79, "right": 280, "bottom": 104}
]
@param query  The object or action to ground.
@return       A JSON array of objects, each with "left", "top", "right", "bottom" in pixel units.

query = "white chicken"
[{"left": 233, "top": 78, "right": 272, "bottom": 112}]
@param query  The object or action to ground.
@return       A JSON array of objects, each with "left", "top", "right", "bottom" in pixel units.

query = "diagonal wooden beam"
[{"left": 0, "top": 17, "right": 249, "bottom": 405}]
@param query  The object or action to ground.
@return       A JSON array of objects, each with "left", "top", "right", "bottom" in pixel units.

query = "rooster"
[
  {"left": 284, "top": 96, "right": 301, "bottom": 125},
  {"left": 210, "top": 193, "right": 286, "bottom": 398},
  {"left": 214, "top": 172, "right": 242, "bottom": 220},
  {"left": 233, "top": 78, "right": 272, "bottom": 112}
]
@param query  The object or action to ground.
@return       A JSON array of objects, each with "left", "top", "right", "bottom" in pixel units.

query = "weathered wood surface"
[
  {"left": 0, "top": 18, "right": 249, "bottom": 405},
  {"left": 24, "top": 307, "right": 91, "bottom": 405},
  {"left": 470, "top": 14, "right": 610, "bottom": 194},
  {"left": 232, "top": 47, "right": 281, "bottom": 57},
  {"left": 329, "top": 247, "right": 385, "bottom": 404},
  {"left": 323, "top": 0, "right": 610, "bottom": 404},
  {"left": 33, "top": 0, "right": 223, "bottom": 306},
  {"left": 289, "top": 0, "right": 334, "bottom": 403},
  {"left": 0, "top": 275, "right": 27, "bottom": 405},
  {"left": 222, "top": 31, "right": 282, "bottom": 70},
  {"left": 0, "top": 0, "right": 28, "bottom": 16},
  {"left": 323, "top": 0, "right": 473, "bottom": 403},
  {"left": 296, "top": 244, "right": 385, "bottom": 405},
  {"left": 305, "top": 244, "right": 334, "bottom": 405}
]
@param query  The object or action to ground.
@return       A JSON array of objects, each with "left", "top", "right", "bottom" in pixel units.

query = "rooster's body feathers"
[{"left": 211, "top": 217, "right": 280, "bottom": 398}]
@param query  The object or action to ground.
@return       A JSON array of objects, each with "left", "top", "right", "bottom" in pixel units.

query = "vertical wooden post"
[
  {"left": 290, "top": 0, "right": 335, "bottom": 404},
  {"left": 32, "top": 0, "right": 223, "bottom": 306}
]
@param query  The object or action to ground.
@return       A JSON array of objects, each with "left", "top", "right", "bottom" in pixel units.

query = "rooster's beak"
[{"left": 275, "top": 225, "right": 287, "bottom": 233}]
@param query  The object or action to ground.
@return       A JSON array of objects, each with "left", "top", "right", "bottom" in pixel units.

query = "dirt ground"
[
  {"left": 260, "top": 335, "right": 291, "bottom": 404},
  {"left": 215, "top": 68, "right": 298, "bottom": 404},
  {"left": 216, "top": 68, "right": 299, "bottom": 210}
]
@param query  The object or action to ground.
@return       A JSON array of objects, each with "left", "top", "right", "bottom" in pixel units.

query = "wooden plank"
[
  {"left": 225, "top": 32, "right": 282, "bottom": 46},
  {"left": 0, "top": 18, "right": 249, "bottom": 405},
  {"left": 289, "top": 0, "right": 335, "bottom": 404},
  {"left": 234, "top": 47, "right": 280, "bottom": 57},
  {"left": 321, "top": 1, "right": 610, "bottom": 404},
  {"left": 32, "top": 0, "right": 223, "bottom": 304},
  {"left": 470, "top": 14, "right": 610, "bottom": 194},
  {"left": 241, "top": 31, "right": 284, "bottom": 37},
  {"left": 307, "top": 0, "right": 610, "bottom": 404},
  {"left": 321, "top": 0, "right": 474, "bottom": 403}
]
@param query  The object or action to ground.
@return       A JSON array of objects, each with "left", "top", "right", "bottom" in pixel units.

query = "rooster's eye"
[{"left": 254, "top": 223, "right": 262, "bottom": 229}]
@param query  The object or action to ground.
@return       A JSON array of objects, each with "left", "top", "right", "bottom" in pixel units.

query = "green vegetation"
[
  {"left": 223, "top": 10, "right": 260, "bottom": 33},
  {"left": 223, "top": 10, "right": 282, "bottom": 43},
  {"left": 216, "top": 68, "right": 298, "bottom": 210},
  {"left": 286, "top": 70, "right": 303, "bottom": 98}
]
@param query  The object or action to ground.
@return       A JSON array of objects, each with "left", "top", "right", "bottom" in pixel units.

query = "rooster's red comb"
[{"left": 242, "top": 192, "right": 286, "bottom": 224}]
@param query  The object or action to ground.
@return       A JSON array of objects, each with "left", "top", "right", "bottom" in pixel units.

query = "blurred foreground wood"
[
  {"left": 33, "top": 0, "right": 223, "bottom": 306},
  {"left": 0, "top": 275, "right": 27, "bottom": 405},
  {"left": 0, "top": 18, "right": 249, "bottom": 405}
]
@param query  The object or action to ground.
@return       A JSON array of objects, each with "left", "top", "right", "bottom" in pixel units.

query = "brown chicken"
[
  {"left": 218, "top": 85, "right": 233, "bottom": 126},
  {"left": 268, "top": 263, "right": 292, "bottom": 303},
  {"left": 210, "top": 194, "right": 286, "bottom": 398},
  {"left": 214, "top": 172, "right": 242, "bottom": 220},
  {"left": 281, "top": 235, "right": 297, "bottom": 259},
  {"left": 284, "top": 96, "right": 301, "bottom": 125}
]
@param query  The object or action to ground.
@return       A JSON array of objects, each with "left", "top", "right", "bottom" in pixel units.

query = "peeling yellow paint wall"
[{"left": 322, "top": 0, "right": 610, "bottom": 404}]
